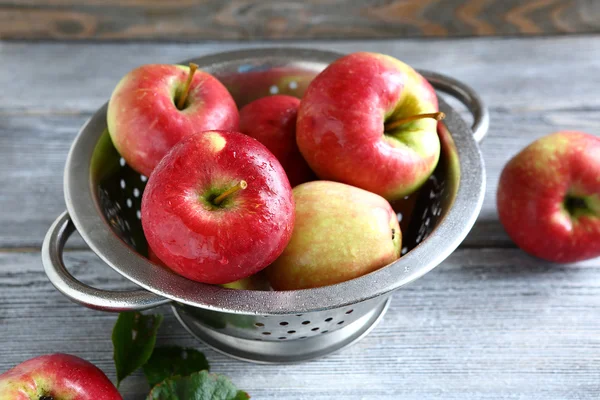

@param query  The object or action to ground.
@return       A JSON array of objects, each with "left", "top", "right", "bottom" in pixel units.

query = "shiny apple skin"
[
  {"left": 107, "top": 64, "right": 239, "bottom": 176},
  {"left": 497, "top": 131, "right": 600, "bottom": 263},
  {"left": 141, "top": 130, "right": 295, "bottom": 284},
  {"left": 0, "top": 354, "right": 122, "bottom": 400},
  {"left": 239, "top": 95, "right": 315, "bottom": 187},
  {"left": 267, "top": 181, "right": 401, "bottom": 290},
  {"left": 147, "top": 246, "right": 269, "bottom": 290},
  {"left": 296, "top": 52, "right": 440, "bottom": 200}
]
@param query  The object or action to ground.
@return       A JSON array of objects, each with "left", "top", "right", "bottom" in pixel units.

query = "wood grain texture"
[
  {"left": 1, "top": 36, "right": 599, "bottom": 247},
  {"left": 1, "top": 249, "right": 599, "bottom": 399},
  {"left": 1, "top": 0, "right": 599, "bottom": 40},
  {"left": 2, "top": 37, "right": 599, "bottom": 113}
]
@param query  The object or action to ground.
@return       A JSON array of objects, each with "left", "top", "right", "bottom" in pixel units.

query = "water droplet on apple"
[{"left": 219, "top": 256, "right": 229, "bottom": 265}]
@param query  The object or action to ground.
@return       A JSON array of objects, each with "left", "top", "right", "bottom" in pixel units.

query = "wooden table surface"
[{"left": 1, "top": 36, "right": 599, "bottom": 399}]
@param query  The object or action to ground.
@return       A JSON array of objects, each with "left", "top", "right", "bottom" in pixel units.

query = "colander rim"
[{"left": 64, "top": 47, "right": 485, "bottom": 314}]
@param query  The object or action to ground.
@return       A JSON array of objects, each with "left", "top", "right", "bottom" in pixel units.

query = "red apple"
[
  {"left": 107, "top": 63, "right": 239, "bottom": 176},
  {"left": 147, "top": 245, "right": 165, "bottom": 266},
  {"left": 267, "top": 181, "right": 401, "bottom": 290},
  {"left": 296, "top": 52, "right": 441, "bottom": 200},
  {"left": 0, "top": 353, "right": 121, "bottom": 400},
  {"left": 497, "top": 131, "right": 600, "bottom": 263},
  {"left": 141, "top": 130, "right": 295, "bottom": 284},
  {"left": 147, "top": 246, "right": 270, "bottom": 290},
  {"left": 239, "top": 95, "right": 314, "bottom": 187}
]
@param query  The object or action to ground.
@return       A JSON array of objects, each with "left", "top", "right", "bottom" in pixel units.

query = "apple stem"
[
  {"left": 176, "top": 62, "right": 199, "bottom": 110},
  {"left": 213, "top": 181, "right": 248, "bottom": 205},
  {"left": 385, "top": 112, "right": 445, "bottom": 131}
]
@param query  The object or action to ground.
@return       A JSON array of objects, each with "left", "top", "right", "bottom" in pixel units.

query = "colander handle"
[
  {"left": 42, "top": 211, "right": 171, "bottom": 312},
  {"left": 419, "top": 70, "right": 490, "bottom": 143}
]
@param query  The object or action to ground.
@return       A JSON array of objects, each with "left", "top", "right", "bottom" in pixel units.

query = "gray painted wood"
[
  {"left": 2, "top": 36, "right": 599, "bottom": 113},
  {"left": 1, "top": 36, "right": 599, "bottom": 247},
  {"left": 1, "top": 249, "right": 599, "bottom": 399}
]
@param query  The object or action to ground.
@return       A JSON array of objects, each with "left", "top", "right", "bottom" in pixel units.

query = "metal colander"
[{"left": 42, "top": 48, "right": 488, "bottom": 363}]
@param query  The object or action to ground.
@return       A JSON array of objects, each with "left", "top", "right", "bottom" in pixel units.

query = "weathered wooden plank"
[
  {"left": 2, "top": 36, "right": 600, "bottom": 114},
  {"left": 1, "top": 249, "right": 599, "bottom": 399},
  {"left": 0, "top": 113, "right": 87, "bottom": 248},
  {"left": 0, "top": 0, "right": 598, "bottom": 41}
]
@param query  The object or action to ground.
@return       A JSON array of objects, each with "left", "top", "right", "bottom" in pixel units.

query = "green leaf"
[
  {"left": 143, "top": 346, "right": 210, "bottom": 387},
  {"left": 146, "top": 370, "right": 249, "bottom": 400},
  {"left": 112, "top": 311, "right": 164, "bottom": 387}
]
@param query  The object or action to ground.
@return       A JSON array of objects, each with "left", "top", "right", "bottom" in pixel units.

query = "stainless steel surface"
[
  {"left": 43, "top": 47, "right": 487, "bottom": 362},
  {"left": 168, "top": 293, "right": 389, "bottom": 349},
  {"left": 172, "top": 297, "right": 391, "bottom": 364},
  {"left": 42, "top": 211, "right": 170, "bottom": 311}
]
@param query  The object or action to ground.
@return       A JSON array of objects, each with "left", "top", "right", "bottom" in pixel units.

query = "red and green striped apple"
[
  {"left": 107, "top": 64, "right": 238, "bottom": 177},
  {"left": 0, "top": 354, "right": 121, "bottom": 400},
  {"left": 267, "top": 181, "right": 401, "bottom": 290},
  {"left": 498, "top": 131, "right": 600, "bottom": 263},
  {"left": 296, "top": 52, "right": 441, "bottom": 201}
]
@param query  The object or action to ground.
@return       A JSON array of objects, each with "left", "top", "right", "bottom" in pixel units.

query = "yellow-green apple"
[
  {"left": 0, "top": 353, "right": 121, "bottom": 400},
  {"left": 239, "top": 95, "right": 315, "bottom": 187},
  {"left": 107, "top": 63, "right": 239, "bottom": 176},
  {"left": 497, "top": 131, "right": 600, "bottom": 262},
  {"left": 266, "top": 181, "right": 401, "bottom": 290},
  {"left": 141, "top": 130, "right": 295, "bottom": 284},
  {"left": 296, "top": 52, "right": 442, "bottom": 201}
]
